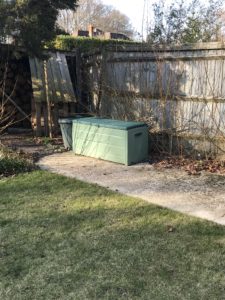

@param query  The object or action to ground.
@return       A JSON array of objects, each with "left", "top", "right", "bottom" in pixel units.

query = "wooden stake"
[
  {"left": 52, "top": 103, "right": 59, "bottom": 134},
  {"left": 44, "top": 60, "right": 53, "bottom": 138},
  {"left": 43, "top": 103, "right": 49, "bottom": 136},
  {"left": 35, "top": 102, "right": 42, "bottom": 137}
]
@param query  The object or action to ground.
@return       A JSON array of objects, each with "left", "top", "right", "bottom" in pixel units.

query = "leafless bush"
[
  {"left": 0, "top": 59, "right": 26, "bottom": 138},
  {"left": 0, "top": 97, "right": 15, "bottom": 135},
  {"left": 0, "top": 62, "right": 15, "bottom": 136}
]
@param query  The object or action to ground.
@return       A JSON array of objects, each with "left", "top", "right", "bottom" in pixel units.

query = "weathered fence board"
[{"left": 82, "top": 42, "right": 225, "bottom": 155}]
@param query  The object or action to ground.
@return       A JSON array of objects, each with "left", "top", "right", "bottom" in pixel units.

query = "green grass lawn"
[{"left": 1, "top": 171, "right": 225, "bottom": 300}]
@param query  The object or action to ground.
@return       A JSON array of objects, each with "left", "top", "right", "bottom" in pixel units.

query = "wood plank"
[
  {"left": 29, "top": 57, "right": 44, "bottom": 102},
  {"left": 43, "top": 103, "right": 49, "bottom": 136},
  {"left": 44, "top": 61, "right": 53, "bottom": 138},
  {"left": 106, "top": 56, "right": 225, "bottom": 63},
  {"left": 49, "top": 53, "right": 65, "bottom": 102},
  {"left": 216, "top": 60, "right": 223, "bottom": 98},
  {"left": 56, "top": 52, "right": 70, "bottom": 102},
  {"left": 75, "top": 49, "right": 82, "bottom": 105},
  {"left": 46, "top": 59, "right": 55, "bottom": 103},
  {"left": 34, "top": 58, "right": 46, "bottom": 102},
  {"left": 58, "top": 52, "right": 76, "bottom": 102},
  {"left": 220, "top": 59, "right": 225, "bottom": 98},
  {"left": 52, "top": 103, "right": 60, "bottom": 134},
  {"left": 31, "top": 95, "right": 36, "bottom": 131},
  {"left": 60, "top": 53, "right": 76, "bottom": 97},
  {"left": 35, "top": 102, "right": 42, "bottom": 136}
]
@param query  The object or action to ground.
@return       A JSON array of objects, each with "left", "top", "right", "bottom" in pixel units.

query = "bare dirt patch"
[{"left": 0, "top": 133, "right": 65, "bottom": 162}]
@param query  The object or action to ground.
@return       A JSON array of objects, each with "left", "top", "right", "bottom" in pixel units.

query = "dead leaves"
[{"left": 151, "top": 155, "right": 225, "bottom": 176}]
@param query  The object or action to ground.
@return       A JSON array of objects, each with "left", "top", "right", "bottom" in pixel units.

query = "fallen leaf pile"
[{"left": 151, "top": 155, "right": 225, "bottom": 175}]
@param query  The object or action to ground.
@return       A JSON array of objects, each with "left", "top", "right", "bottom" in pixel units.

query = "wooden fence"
[
  {"left": 29, "top": 51, "right": 77, "bottom": 136},
  {"left": 81, "top": 42, "right": 225, "bottom": 156}
]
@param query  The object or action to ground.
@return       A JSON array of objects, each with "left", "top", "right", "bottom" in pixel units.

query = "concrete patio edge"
[{"left": 38, "top": 152, "right": 225, "bottom": 226}]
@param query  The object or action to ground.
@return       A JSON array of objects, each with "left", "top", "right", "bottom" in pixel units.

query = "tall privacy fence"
[
  {"left": 80, "top": 42, "right": 225, "bottom": 157},
  {"left": 2, "top": 41, "right": 225, "bottom": 157}
]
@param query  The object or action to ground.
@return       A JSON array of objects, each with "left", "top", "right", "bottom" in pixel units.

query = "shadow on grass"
[{"left": 0, "top": 171, "right": 225, "bottom": 300}]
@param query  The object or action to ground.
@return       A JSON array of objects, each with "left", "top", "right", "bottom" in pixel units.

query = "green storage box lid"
[
  {"left": 58, "top": 117, "right": 74, "bottom": 124},
  {"left": 58, "top": 115, "right": 92, "bottom": 124},
  {"left": 73, "top": 118, "right": 148, "bottom": 130}
]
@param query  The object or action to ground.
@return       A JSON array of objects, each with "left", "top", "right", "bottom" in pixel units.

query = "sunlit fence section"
[{"left": 81, "top": 42, "right": 225, "bottom": 157}]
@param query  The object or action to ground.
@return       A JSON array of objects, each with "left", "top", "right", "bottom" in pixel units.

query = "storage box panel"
[
  {"left": 72, "top": 118, "right": 148, "bottom": 165},
  {"left": 73, "top": 123, "right": 127, "bottom": 164},
  {"left": 73, "top": 125, "right": 125, "bottom": 144},
  {"left": 127, "top": 127, "right": 149, "bottom": 165}
]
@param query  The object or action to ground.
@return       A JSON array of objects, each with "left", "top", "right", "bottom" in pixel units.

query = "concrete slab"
[{"left": 38, "top": 152, "right": 225, "bottom": 225}]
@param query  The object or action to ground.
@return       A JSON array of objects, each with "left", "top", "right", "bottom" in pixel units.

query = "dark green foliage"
[
  {"left": 0, "top": 146, "right": 36, "bottom": 177},
  {"left": 48, "top": 35, "right": 139, "bottom": 52},
  {"left": 0, "top": 0, "right": 78, "bottom": 55},
  {"left": 0, "top": 157, "right": 35, "bottom": 177}
]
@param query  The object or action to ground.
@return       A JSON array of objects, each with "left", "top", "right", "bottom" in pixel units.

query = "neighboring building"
[
  {"left": 73, "top": 30, "right": 89, "bottom": 37},
  {"left": 72, "top": 25, "right": 130, "bottom": 41}
]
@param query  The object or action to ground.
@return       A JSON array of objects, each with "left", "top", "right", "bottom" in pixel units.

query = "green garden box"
[
  {"left": 58, "top": 117, "right": 74, "bottom": 150},
  {"left": 72, "top": 118, "right": 148, "bottom": 165},
  {"left": 59, "top": 115, "right": 92, "bottom": 150}
]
